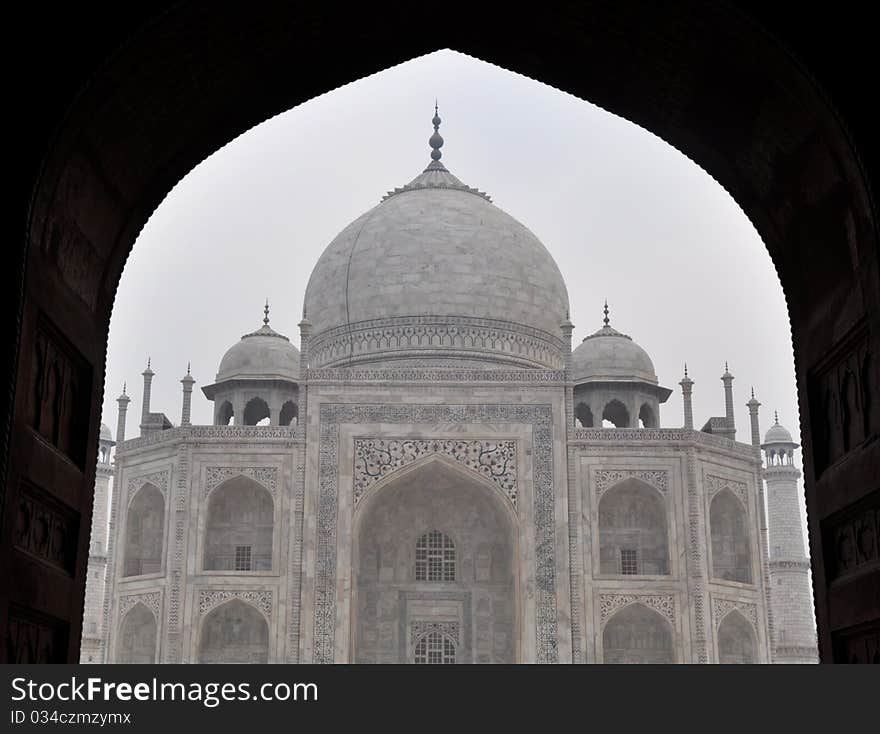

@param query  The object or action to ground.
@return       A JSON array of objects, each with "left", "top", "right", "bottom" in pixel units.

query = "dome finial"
[
  {"left": 122, "top": 381, "right": 127, "bottom": 395},
  {"left": 187, "top": 362, "right": 191, "bottom": 376},
  {"left": 264, "top": 299, "right": 270, "bottom": 326},
  {"left": 684, "top": 362, "right": 688, "bottom": 378},
  {"left": 603, "top": 300, "right": 610, "bottom": 328},
  {"left": 775, "top": 410, "right": 779, "bottom": 425},
  {"left": 429, "top": 102, "right": 443, "bottom": 162}
]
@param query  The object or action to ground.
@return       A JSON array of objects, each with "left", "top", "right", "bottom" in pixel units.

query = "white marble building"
[{"left": 88, "top": 110, "right": 815, "bottom": 664}]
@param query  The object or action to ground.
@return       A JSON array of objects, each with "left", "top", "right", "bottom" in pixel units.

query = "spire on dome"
[
  {"left": 264, "top": 299, "right": 270, "bottom": 326},
  {"left": 775, "top": 410, "right": 779, "bottom": 425},
  {"left": 603, "top": 300, "right": 610, "bottom": 328},
  {"left": 429, "top": 101, "right": 444, "bottom": 163}
]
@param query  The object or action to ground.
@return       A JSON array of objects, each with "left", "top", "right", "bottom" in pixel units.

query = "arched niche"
[
  {"left": 116, "top": 603, "right": 157, "bottom": 663},
  {"left": 122, "top": 483, "right": 165, "bottom": 577},
  {"left": 710, "top": 488, "right": 752, "bottom": 583},
  {"left": 204, "top": 476, "right": 274, "bottom": 571},
  {"left": 639, "top": 403, "right": 657, "bottom": 428},
  {"left": 602, "top": 399, "right": 630, "bottom": 428},
  {"left": 279, "top": 400, "right": 297, "bottom": 427},
  {"left": 603, "top": 603, "right": 674, "bottom": 664},
  {"left": 217, "top": 401, "right": 234, "bottom": 426},
  {"left": 598, "top": 478, "right": 668, "bottom": 575},
  {"left": 717, "top": 610, "right": 757, "bottom": 664},
  {"left": 575, "top": 402, "right": 594, "bottom": 428},
  {"left": 353, "top": 457, "right": 517, "bottom": 664},
  {"left": 243, "top": 397, "right": 270, "bottom": 426},
  {"left": 198, "top": 599, "right": 269, "bottom": 663}
]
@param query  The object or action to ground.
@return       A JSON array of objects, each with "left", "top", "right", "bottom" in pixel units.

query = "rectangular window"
[
  {"left": 234, "top": 545, "right": 252, "bottom": 571},
  {"left": 620, "top": 548, "right": 638, "bottom": 575}
]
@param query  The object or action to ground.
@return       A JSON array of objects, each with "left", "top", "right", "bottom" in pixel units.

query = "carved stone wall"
[
  {"left": 204, "top": 466, "right": 278, "bottom": 498},
  {"left": 353, "top": 438, "right": 516, "bottom": 505},
  {"left": 198, "top": 590, "right": 273, "bottom": 620},
  {"left": 314, "top": 403, "right": 558, "bottom": 664},
  {"left": 599, "top": 594, "right": 675, "bottom": 626}
]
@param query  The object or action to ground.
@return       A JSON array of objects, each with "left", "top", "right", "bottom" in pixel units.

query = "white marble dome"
[
  {"left": 571, "top": 323, "right": 658, "bottom": 384},
  {"left": 216, "top": 319, "right": 300, "bottom": 383},
  {"left": 764, "top": 420, "right": 795, "bottom": 444},
  {"left": 303, "top": 125, "right": 570, "bottom": 369}
]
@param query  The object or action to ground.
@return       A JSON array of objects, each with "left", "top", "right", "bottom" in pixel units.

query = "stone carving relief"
[
  {"left": 705, "top": 474, "right": 748, "bottom": 509},
  {"left": 204, "top": 466, "right": 279, "bottom": 498},
  {"left": 354, "top": 439, "right": 517, "bottom": 505},
  {"left": 827, "top": 495, "right": 879, "bottom": 580},
  {"left": 712, "top": 598, "right": 758, "bottom": 629},
  {"left": 30, "top": 320, "right": 92, "bottom": 468},
  {"left": 127, "top": 470, "right": 170, "bottom": 502},
  {"left": 118, "top": 592, "right": 161, "bottom": 620},
  {"left": 593, "top": 469, "right": 668, "bottom": 497},
  {"left": 307, "top": 367, "right": 565, "bottom": 383},
  {"left": 315, "top": 403, "right": 557, "bottom": 664},
  {"left": 810, "top": 325, "right": 876, "bottom": 474},
  {"left": 14, "top": 480, "right": 77, "bottom": 574},
  {"left": 198, "top": 590, "right": 273, "bottom": 620},
  {"left": 411, "top": 621, "right": 460, "bottom": 645},
  {"left": 599, "top": 594, "right": 675, "bottom": 626},
  {"left": 309, "top": 315, "right": 565, "bottom": 370}
]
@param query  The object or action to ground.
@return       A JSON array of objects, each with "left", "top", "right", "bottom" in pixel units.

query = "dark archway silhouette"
[{"left": 3, "top": 2, "right": 878, "bottom": 662}]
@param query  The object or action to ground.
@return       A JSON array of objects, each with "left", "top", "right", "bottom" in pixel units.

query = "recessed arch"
[
  {"left": 122, "top": 483, "right": 165, "bottom": 577},
  {"left": 602, "top": 399, "right": 630, "bottom": 428},
  {"left": 203, "top": 475, "right": 274, "bottom": 571},
  {"left": 198, "top": 599, "right": 269, "bottom": 663},
  {"left": 638, "top": 403, "right": 656, "bottom": 428},
  {"left": 279, "top": 400, "right": 297, "bottom": 427},
  {"left": 710, "top": 488, "right": 752, "bottom": 584},
  {"left": 717, "top": 609, "right": 757, "bottom": 664},
  {"left": 352, "top": 456, "right": 518, "bottom": 663},
  {"left": 602, "top": 603, "right": 674, "bottom": 664},
  {"left": 243, "top": 396, "right": 270, "bottom": 426},
  {"left": 597, "top": 478, "right": 668, "bottom": 575},
  {"left": 217, "top": 401, "right": 234, "bottom": 426},
  {"left": 575, "top": 402, "right": 594, "bottom": 428},
  {"left": 116, "top": 603, "right": 157, "bottom": 663}
]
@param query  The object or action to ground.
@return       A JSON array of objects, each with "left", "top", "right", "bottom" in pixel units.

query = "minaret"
[
  {"left": 79, "top": 423, "right": 115, "bottom": 662},
  {"left": 747, "top": 387, "right": 761, "bottom": 447},
  {"left": 680, "top": 364, "right": 694, "bottom": 429},
  {"left": 115, "top": 383, "right": 130, "bottom": 445},
  {"left": 140, "top": 358, "right": 154, "bottom": 430},
  {"left": 720, "top": 362, "right": 736, "bottom": 440},
  {"left": 180, "top": 363, "right": 195, "bottom": 426},
  {"left": 298, "top": 306, "right": 312, "bottom": 377},
  {"left": 762, "top": 414, "right": 818, "bottom": 663}
]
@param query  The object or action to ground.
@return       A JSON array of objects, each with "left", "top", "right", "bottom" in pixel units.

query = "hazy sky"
[{"left": 104, "top": 49, "right": 804, "bottom": 494}]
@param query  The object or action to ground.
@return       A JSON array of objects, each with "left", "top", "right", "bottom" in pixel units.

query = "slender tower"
[
  {"left": 680, "top": 364, "right": 694, "bottom": 429},
  {"left": 720, "top": 362, "right": 736, "bottom": 440},
  {"left": 79, "top": 423, "right": 115, "bottom": 662},
  {"left": 140, "top": 358, "right": 154, "bottom": 431},
  {"left": 181, "top": 363, "right": 195, "bottom": 426},
  {"left": 747, "top": 387, "right": 761, "bottom": 447},
  {"left": 762, "top": 413, "right": 818, "bottom": 663}
]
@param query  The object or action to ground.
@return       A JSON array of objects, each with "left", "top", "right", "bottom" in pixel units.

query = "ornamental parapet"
[
  {"left": 118, "top": 425, "right": 299, "bottom": 454},
  {"left": 305, "top": 367, "right": 566, "bottom": 384},
  {"left": 571, "top": 427, "right": 761, "bottom": 460}
]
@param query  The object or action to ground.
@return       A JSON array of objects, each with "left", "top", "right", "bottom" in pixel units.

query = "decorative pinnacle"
[
  {"left": 751, "top": 386, "right": 755, "bottom": 399},
  {"left": 603, "top": 300, "right": 610, "bottom": 328},
  {"left": 122, "top": 382, "right": 126, "bottom": 395},
  {"left": 263, "top": 300, "right": 270, "bottom": 326},
  {"left": 187, "top": 362, "right": 191, "bottom": 376},
  {"left": 684, "top": 363, "right": 688, "bottom": 378},
  {"left": 775, "top": 410, "right": 779, "bottom": 425},
  {"left": 429, "top": 102, "right": 443, "bottom": 162}
]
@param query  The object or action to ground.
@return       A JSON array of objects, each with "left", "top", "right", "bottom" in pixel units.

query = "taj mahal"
[{"left": 80, "top": 109, "right": 817, "bottom": 664}]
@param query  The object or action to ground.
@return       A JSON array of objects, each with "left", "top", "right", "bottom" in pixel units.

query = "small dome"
[
  {"left": 570, "top": 324, "right": 658, "bottom": 384},
  {"left": 764, "top": 420, "right": 795, "bottom": 445},
  {"left": 216, "top": 319, "right": 300, "bottom": 383},
  {"left": 99, "top": 423, "right": 113, "bottom": 441}
]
